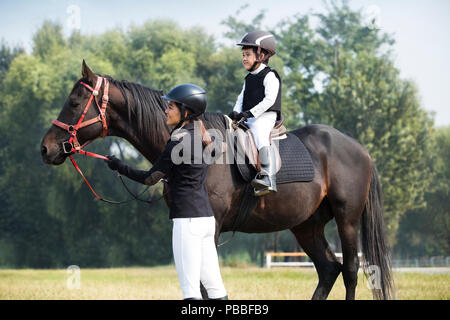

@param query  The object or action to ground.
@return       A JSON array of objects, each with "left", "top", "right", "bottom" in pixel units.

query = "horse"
[{"left": 40, "top": 61, "right": 394, "bottom": 300}]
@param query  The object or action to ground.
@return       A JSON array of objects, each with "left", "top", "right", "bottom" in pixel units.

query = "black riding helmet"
[
  {"left": 237, "top": 30, "right": 276, "bottom": 67},
  {"left": 162, "top": 83, "right": 207, "bottom": 129}
]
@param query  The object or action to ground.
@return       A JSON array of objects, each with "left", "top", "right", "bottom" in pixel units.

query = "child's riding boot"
[{"left": 251, "top": 146, "right": 277, "bottom": 196}]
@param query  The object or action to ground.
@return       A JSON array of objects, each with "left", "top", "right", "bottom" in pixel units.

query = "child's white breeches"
[{"left": 246, "top": 111, "right": 277, "bottom": 150}]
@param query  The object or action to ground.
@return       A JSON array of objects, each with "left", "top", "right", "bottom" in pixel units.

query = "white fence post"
[{"left": 264, "top": 252, "right": 364, "bottom": 268}]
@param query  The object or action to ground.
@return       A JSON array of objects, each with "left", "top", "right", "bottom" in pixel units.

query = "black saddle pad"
[{"left": 236, "top": 132, "right": 315, "bottom": 184}]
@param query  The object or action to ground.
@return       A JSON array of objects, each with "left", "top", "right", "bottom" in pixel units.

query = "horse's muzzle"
[{"left": 40, "top": 140, "right": 67, "bottom": 165}]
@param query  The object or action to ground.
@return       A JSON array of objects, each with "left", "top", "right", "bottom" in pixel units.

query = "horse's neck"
[
  {"left": 108, "top": 94, "right": 169, "bottom": 164},
  {"left": 116, "top": 127, "right": 166, "bottom": 164}
]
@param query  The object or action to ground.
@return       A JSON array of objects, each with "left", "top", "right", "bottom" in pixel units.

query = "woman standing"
[{"left": 105, "top": 84, "right": 227, "bottom": 300}]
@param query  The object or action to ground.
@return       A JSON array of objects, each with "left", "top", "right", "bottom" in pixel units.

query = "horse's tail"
[{"left": 360, "top": 164, "right": 395, "bottom": 300}]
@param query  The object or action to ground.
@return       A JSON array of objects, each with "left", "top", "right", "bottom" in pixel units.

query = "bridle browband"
[{"left": 51, "top": 76, "right": 165, "bottom": 204}]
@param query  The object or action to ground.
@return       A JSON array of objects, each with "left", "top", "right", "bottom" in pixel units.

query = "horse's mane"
[
  {"left": 102, "top": 76, "right": 168, "bottom": 147},
  {"left": 103, "top": 76, "right": 228, "bottom": 144},
  {"left": 201, "top": 112, "right": 228, "bottom": 137}
]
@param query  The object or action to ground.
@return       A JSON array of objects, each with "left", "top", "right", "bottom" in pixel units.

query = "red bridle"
[
  {"left": 52, "top": 76, "right": 112, "bottom": 201},
  {"left": 52, "top": 76, "right": 109, "bottom": 159},
  {"left": 51, "top": 76, "right": 165, "bottom": 204}
]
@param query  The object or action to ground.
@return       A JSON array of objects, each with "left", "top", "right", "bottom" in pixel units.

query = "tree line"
[{"left": 0, "top": 1, "right": 448, "bottom": 268}]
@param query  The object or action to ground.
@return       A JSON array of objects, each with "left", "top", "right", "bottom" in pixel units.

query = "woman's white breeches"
[{"left": 172, "top": 217, "right": 227, "bottom": 299}]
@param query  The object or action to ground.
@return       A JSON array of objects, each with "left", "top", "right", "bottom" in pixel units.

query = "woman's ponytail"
[{"left": 197, "top": 119, "right": 212, "bottom": 147}]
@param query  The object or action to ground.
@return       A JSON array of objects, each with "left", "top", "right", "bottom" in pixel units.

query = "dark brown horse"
[{"left": 40, "top": 61, "right": 394, "bottom": 300}]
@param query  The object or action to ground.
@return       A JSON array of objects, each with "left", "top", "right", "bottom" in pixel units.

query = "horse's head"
[{"left": 41, "top": 61, "right": 111, "bottom": 165}]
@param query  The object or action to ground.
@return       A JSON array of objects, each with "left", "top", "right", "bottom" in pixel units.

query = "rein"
[{"left": 52, "top": 76, "right": 165, "bottom": 205}]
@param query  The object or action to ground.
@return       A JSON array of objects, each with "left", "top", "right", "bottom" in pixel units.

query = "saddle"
[
  {"left": 221, "top": 115, "right": 315, "bottom": 234},
  {"left": 223, "top": 115, "right": 287, "bottom": 172},
  {"left": 223, "top": 115, "right": 315, "bottom": 185}
]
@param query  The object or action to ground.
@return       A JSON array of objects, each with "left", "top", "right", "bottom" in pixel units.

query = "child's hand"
[
  {"left": 228, "top": 111, "right": 240, "bottom": 120},
  {"left": 238, "top": 111, "right": 253, "bottom": 120}
]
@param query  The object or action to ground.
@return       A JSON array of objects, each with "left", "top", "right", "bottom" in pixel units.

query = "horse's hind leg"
[
  {"left": 290, "top": 198, "right": 342, "bottom": 300},
  {"left": 335, "top": 219, "right": 360, "bottom": 300},
  {"left": 329, "top": 178, "right": 368, "bottom": 300}
]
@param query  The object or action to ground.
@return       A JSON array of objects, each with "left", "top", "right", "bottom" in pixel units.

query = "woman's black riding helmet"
[{"left": 162, "top": 83, "right": 207, "bottom": 128}]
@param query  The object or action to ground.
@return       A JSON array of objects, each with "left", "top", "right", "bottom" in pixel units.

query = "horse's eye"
[
  {"left": 68, "top": 97, "right": 79, "bottom": 108},
  {"left": 67, "top": 100, "right": 79, "bottom": 108}
]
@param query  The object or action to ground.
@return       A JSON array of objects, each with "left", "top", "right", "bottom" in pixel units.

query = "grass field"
[{"left": 0, "top": 266, "right": 448, "bottom": 300}]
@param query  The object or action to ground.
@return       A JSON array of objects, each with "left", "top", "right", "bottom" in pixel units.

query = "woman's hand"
[{"left": 105, "top": 155, "right": 123, "bottom": 171}]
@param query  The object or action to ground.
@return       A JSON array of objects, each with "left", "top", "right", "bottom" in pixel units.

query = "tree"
[
  {"left": 202, "top": 47, "right": 245, "bottom": 112},
  {"left": 221, "top": 4, "right": 267, "bottom": 41},
  {"left": 0, "top": 40, "right": 24, "bottom": 84},
  {"left": 0, "top": 21, "right": 177, "bottom": 267},
  {"left": 273, "top": 0, "right": 435, "bottom": 242},
  {"left": 395, "top": 126, "right": 450, "bottom": 256},
  {"left": 0, "top": 3, "right": 441, "bottom": 267},
  {"left": 32, "top": 20, "right": 66, "bottom": 59}
]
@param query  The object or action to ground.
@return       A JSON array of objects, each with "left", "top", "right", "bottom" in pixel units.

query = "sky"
[{"left": 1, "top": 0, "right": 449, "bottom": 126}]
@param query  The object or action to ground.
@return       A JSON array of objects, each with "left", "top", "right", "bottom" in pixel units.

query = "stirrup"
[
  {"left": 254, "top": 185, "right": 276, "bottom": 197},
  {"left": 251, "top": 174, "right": 271, "bottom": 189},
  {"left": 252, "top": 176, "right": 277, "bottom": 196}
]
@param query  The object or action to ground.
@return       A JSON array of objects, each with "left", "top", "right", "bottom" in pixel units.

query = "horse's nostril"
[{"left": 41, "top": 145, "right": 48, "bottom": 156}]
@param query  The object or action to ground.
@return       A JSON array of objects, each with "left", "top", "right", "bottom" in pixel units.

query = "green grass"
[{"left": 0, "top": 266, "right": 448, "bottom": 300}]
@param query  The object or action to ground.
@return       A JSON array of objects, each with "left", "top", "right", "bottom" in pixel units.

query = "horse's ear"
[{"left": 81, "top": 60, "right": 96, "bottom": 83}]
